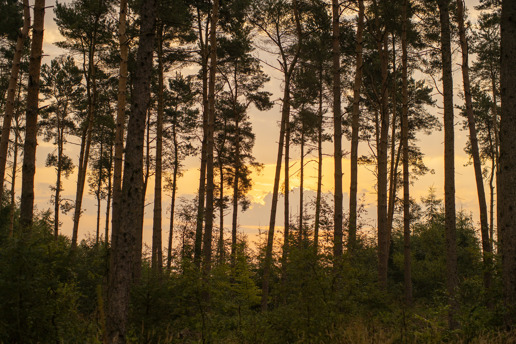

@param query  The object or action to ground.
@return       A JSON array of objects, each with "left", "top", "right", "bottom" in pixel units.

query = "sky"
[{"left": 18, "top": 0, "right": 487, "bottom": 251}]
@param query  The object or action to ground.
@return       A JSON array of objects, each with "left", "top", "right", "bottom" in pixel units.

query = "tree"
[
  {"left": 40, "top": 56, "right": 83, "bottom": 237},
  {"left": 19, "top": 0, "right": 45, "bottom": 227},
  {"left": 0, "top": 0, "right": 29, "bottom": 200},
  {"left": 499, "top": 0, "right": 516, "bottom": 324},
  {"left": 437, "top": 0, "right": 459, "bottom": 329},
  {"left": 106, "top": 0, "right": 158, "bottom": 340}
]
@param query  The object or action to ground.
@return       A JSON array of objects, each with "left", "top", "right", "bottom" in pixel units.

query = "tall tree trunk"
[
  {"left": 152, "top": 22, "right": 165, "bottom": 273},
  {"left": 55, "top": 120, "right": 64, "bottom": 238},
  {"left": 19, "top": 0, "right": 45, "bottom": 228},
  {"left": 72, "top": 14, "right": 101, "bottom": 247},
  {"left": 203, "top": 0, "right": 220, "bottom": 276},
  {"left": 348, "top": 0, "right": 365, "bottom": 251},
  {"left": 374, "top": 0, "right": 391, "bottom": 288},
  {"left": 499, "top": 0, "right": 516, "bottom": 324},
  {"left": 314, "top": 65, "right": 323, "bottom": 253},
  {"left": 456, "top": 0, "right": 492, "bottom": 293},
  {"left": 438, "top": 0, "right": 459, "bottom": 329},
  {"left": 218, "top": 154, "right": 225, "bottom": 264},
  {"left": 284, "top": 108, "right": 290, "bottom": 247},
  {"left": 9, "top": 113, "right": 21, "bottom": 237},
  {"left": 0, "top": 0, "right": 29, "bottom": 200},
  {"left": 262, "top": 0, "right": 302, "bottom": 310},
  {"left": 194, "top": 10, "right": 210, "bottom": 267},
  {"left": 106, "top": 0, "right": 157, "bottom": 340},
  {"left": 332, "top": 0, "right": 343, "bottom": 261},
  {"left": 111, "top": 0, "right": 129, "bottom": 244},
  {"left": 401, "top": 0, "right": 412, "bottom": 305},
  {"left": 167, "top": 121, "right": 179, "bottom": 270}
]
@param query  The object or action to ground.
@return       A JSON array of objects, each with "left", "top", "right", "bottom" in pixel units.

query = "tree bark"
[
  {"left": 0, "top": 0, "right": 30, "bottom": 201},
  {"left": 456, "top": 0, "right": 492, "bottom": 293},
  {"left": 111, "top": 0, "right": 129, "bottom": 247},
  {"left": 438, "top": 0, "right": 459, "bottom": 329},
  {"left": 19, "top": 0, "right": 45, "bottom": 228},
  {"left": 167, "top": 121, "right": 179, "bottom": 270},
  {"left": 332, "top": 0, "right": 343, "bottom": 261},
  {"left": 401, "top": 0, "right": 412, "bottom": 305},
  {"left": 203, "top": 0, "right": 220, "bottom": 276},
  {"left": 106, "top": 0, "right": 157, "bottom": 340},
  {"left": 152, "top": 22, "right": 164, "bottom": 273},
  {"left": 348, "top": 0, "right": 364, "bottom": 251},
  {"left": 314, "top": 65, "right": 324, "bottom": 253},
  {"left": 231, "top": 119, "right": 240, "bottom": 266},
  {"left": 499, "top": 0, "right": 516, "bottom": 324}
]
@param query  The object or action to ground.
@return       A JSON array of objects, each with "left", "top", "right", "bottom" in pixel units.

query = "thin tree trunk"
[
  {"left": 0, "top": 0, "right": 29, "bottom": 200},
  {"left": 106, "top": 0, "right": 157, "bottom": 340},
  {"left": 284, "top": 108, "right": 290, "bottom": 245},
  {"left": 194, "top": 10, "right": 210, "bottom": 267},
  {"left": 55, "top": 118, "right": 64, "bottom": 238},
  {"left": 203, "top": 0, "right": 220, "bottom": 276},
  {"left": 299, "top": 127, "right": 304, "bottom": 241},
  {"left": 401, "top": 0, "right": 412, "bottom": 305},
  {"left": 167, "top": 121, "right": 179, "bottom": 270},
  {"left": 218, "top": 153, "right": 225, "bottom": 264},
  {"left": 105, "top": 144, "right": 113, "bottom": 242},
  {"left": 19, "top": 0, "right": 45, "bottom": 228},
  {"left": 231, "top": 119, "right": 240, "bottom": 266},
  {"left": 332, "top": 0, "right": 343, "bottom": 261},
  {"left": 152, "top": 22, "right": 165, "bottom": 273},
  {"left": 438, "top": 0, "right": 459, "bottom": 329},
  {"left": 348, "top": 0, "right": 365, "bottom": 251},
  {"left": 456, "top": 0, "right": 492, "bottom": 293},
  {"left": 96, "top": 139, "right": 104, "bottom": 244},
  {"left": 373, "top": 0, "right": 391, "bottom": 288},
  {"left": 314, "top": 65, "right": 323, "bottom": 253},
  {"left": 72, "top": 13, "right": 101, "bottom": 247},
  {"left": 499, "top": 0, "right": 516, "bottom": 324},
  {"left": 111, "top": 0, "right": 129, "bottom": 245},
  {"left": 9, "top": 114, "right": 21, "bottom": 237},
  {"left": 387, "top": 34, "right": 399, "bottom": 235}
]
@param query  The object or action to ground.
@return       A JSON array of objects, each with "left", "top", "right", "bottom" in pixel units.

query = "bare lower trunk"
[
  {"left": 218, "top": 161, "right": 224, "bottom": 263},
  {"left": 438, "top": 0, "right": 459, "bottom": 329},
  {"left": 19, "top": 0, "right": 45, "bottom": 228},
  {"left": 456, "top": 0, "right": 492, "bottom": 293},
  {"left": 105, "top": 145, "right": 113, "bottom": 242},
  {"left": 348, "top": 0, "right": 364, "bottom": 251},
  {"left": 284, "top": 109, "right": 290, "bottom": 248},
  {"left": 0, "top": 0, "right": 29, "bottom": 200},
  {"left": 231, "top": 123, "right": 240, "bottom": 266},
  {"left": 299, "top": 128, "right": 304, "bottom": 241},
  {"left": 499, "top": 0, "right": 516, "bottom": 324},
  {"left": 96, "top": 139, "right": 104, "bottom": 244},
  {"left": 106, "top": 0, "right": 157, "bottom": 340},
  {"left": 167, "top": 122, "right": 179, "bottom": 270}
]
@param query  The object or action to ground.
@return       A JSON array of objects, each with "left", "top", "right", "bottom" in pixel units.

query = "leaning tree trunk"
[
  {"left": 106, "top": 0, "right": 157, "bottom": 341},
  {"left": 19, "top": 0, "right": 45, "bottom": 228},
  {"left": 152, "top": 22, "right": 165, "bottom": 274},
  {"left": 111, "top": 0, "right": 129, "bottom": 245},
  {"left": 348, "top": 0, "right": 365, "bottom": 251},
  {"left": 456, "top": 0, "right": 492, "bottom": 293},
  {"left": 438, "top": 0, "right": 459, "bottom": 329},
  {"left": 499, "top": 0, "right": 516, "bottom": 325},
  {"left": 0, "top": 0, "right": 29, "bottom": 200},
  {"left": 401, "top": 0, "right": 413, "bottom": 305}
]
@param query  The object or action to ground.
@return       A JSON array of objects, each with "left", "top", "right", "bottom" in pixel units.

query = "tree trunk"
[
  {"left": 231, "top": 119, "right": 240, "bottom": 266},
  {"left": 105, "top": 144, "right": 113, "bottom": 242},
  {"left": 314, "top": 65, "right": 324, "bottom": 253},
  {"left": 96, "top": 139, "right": 104, "bottom": 244},
  {"left": 106, "top": 0, "right": 157, "bottom": 340},
  {"left": 348, "top": 0, "right": 364, "bottom": 251},
  {"left": 332, "top": 0, "right": 343, "bottom": 261},
  {"left": 438, "top": 0, "right": 459, "bottom": 329},
  {"left": 72, "top": 14, "right": 101, "bottom": 247},
  {"left": 152, "top": 22, "right": 165, "bottom": 273},
  {"left": 218, "top": 153, "right": 225, "bottom": 264},
  {"left": 111, "top": 0, "right": 129, "bottom": 245},
  {"left": 19, "top": 0, "right": 45, "bottom": 228},
  {"left": 167, "top": 121, "right": 179, "bottom": 270},
  {"left": 0, "top": 0, "right": 29, "bottom": 200},
  {"left": 55, "top": 118, "right": 64, "bottom": 238},
  {"left": 299, "top": 126, "right": 304, "bottom": 241},
  {"left": 284, "top": 106, "right": 290, "bottom": 246},
  {"left": 194, "top": 11, "right": 210, "bottom": 268},
  {"left": 499, "top": 0, "right": 516, "bottom": 324},
  {"left": 9, "top": 113, "right": 21, "bottom": 237},
  {"left": 374, "top": 0, "right": 391, "bottom": 288},
  {"left": 401, "top": 0, "right": 412, "bottom": 305},
  {"left": 456, "top": 0, "right": 492, "bottom": 293},
  {"left": 203, "top": 0, "right": 220, "bottom": 276}
]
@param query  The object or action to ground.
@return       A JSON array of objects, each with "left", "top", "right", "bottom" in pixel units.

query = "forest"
[{"left": 1, "top": 0, "right": 516, "bottom": 342}]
